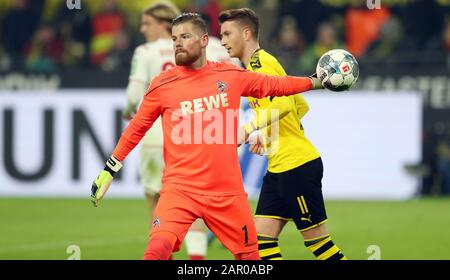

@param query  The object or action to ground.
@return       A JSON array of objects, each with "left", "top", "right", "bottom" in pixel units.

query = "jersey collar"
[{"left": 178, "top": 60, "right": 212, "bottom": 74}]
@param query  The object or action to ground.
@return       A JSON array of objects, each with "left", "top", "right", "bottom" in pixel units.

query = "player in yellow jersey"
[{"left": 219, "top": 8, "right": 347, "bottom": 260}]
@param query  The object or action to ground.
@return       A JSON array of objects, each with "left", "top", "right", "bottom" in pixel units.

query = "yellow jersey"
[{"left": 245, "top": 49, "right": 320, "bottom": 173}]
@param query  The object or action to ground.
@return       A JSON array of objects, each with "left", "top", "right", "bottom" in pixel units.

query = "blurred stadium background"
[{"left": 1, "top": 0, "right": 450, "bottom": 260}]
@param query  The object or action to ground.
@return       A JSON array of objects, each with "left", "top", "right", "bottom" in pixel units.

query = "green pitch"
[{"left": 0, "top": 197, "right": 449, "bottom": 260}]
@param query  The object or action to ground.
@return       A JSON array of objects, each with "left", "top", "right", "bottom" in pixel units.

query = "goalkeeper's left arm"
[{"left": 240, "top": 59, "right": 322, "bottom": 144}]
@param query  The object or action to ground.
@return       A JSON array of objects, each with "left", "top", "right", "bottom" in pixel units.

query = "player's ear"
[
  {"left": 243, "top": 27, "right": 251, "bottom": 41},
  {"left": 200, "top": 33, "right": 209, "bottom": 48}
]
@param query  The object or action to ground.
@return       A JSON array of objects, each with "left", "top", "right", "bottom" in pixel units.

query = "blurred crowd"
[
  {"left": 1, "top": 0, "right": 450, "bottom": 74},
  {"left": 1, "top": 0, "right": 449, "bottom": 196}
]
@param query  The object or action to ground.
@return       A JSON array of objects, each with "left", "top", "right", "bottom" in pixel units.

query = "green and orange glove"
[{"left": 309, "top": 73, "right": 324, "bottom": 90}]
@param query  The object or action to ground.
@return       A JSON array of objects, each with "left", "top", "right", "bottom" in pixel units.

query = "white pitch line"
[{"left": 0, "top": 235, "right": 148, "bottom": 254}]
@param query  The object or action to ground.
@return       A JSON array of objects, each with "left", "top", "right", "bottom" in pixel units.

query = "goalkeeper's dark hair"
[
  {"left": 172, "top": 13, "right": 208, "bottom": 35},
  {"left": 218, "top": 8, "right": 259, "bottom": 40}
]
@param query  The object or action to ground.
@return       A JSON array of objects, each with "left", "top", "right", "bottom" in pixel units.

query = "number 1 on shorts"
[{"left": 242, "top": 225, "right": 248, "bottom": 245}]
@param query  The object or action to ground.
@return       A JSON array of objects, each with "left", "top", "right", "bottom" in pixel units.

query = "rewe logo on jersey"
[{"left": 179, "top": 93, "right": 229, "bottom": 115}]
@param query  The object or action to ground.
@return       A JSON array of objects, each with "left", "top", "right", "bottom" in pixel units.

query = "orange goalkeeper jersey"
[{"left": 113, "top": 61, "right": 312, "bottom": 195}]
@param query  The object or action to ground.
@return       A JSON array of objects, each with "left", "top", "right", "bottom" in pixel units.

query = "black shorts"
[{"left": 255, "top": 157, "right": 327, "bottom": 231}]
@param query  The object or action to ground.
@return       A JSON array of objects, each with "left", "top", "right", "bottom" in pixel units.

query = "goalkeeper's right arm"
[{"left": 92, "top": 79, "right": 162, "bottom": 206}]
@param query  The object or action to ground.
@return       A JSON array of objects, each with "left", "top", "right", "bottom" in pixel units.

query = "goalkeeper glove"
[
  {"left": 309, "top": 73, "right": 324, "bottom": 90},
  {"left": 91, "top": 156, "right": 122, "bottom": 207}
]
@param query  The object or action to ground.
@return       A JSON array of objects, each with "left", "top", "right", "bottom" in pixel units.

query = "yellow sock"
[
  {"left": 257, "top": 234, "right": 283, "bottom": 260},
  {"left": 304, "top": 234, "right": 347, "bottom": 260}
]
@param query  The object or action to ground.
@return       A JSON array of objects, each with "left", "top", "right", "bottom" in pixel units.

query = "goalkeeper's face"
[
  {"left": 172, "top": 22, "right": 208, "bottom": 66},
  {"left": 220, "top": 21, "right": 246, "bottom": 59}
]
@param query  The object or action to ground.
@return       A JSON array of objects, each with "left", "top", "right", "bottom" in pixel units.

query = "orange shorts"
[{"left": 150, "top": 187, "right": 258, "bottom": 255}]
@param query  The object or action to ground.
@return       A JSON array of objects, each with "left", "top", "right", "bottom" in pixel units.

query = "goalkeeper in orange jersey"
[
  {"left": 90, "top": 13, "right": 322, "bottom": 260},
  {"left": 219, "top": 8, "right": 347, "bottom": 260},
  {"left": 122, "top": 1, "right": 235, "bottom": 260}
]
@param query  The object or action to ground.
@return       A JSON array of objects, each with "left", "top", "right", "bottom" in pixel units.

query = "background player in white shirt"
[{"left": 122, "top": 1, "right": 233, "bottom": 260}]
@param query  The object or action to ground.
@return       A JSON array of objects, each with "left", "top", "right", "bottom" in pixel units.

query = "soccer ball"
[{"left": 316, "top": 49, "right": 359, "bottom": 92}]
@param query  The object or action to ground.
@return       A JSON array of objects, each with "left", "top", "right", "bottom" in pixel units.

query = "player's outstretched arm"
[
  {"left": 243, "top": 64, "right": 301, "bottom": 136},
  {"left": 240, "top": 71, "right": 322, "bottom": 99}
]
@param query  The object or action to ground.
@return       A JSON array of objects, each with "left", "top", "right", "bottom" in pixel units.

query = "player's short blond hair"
[
  {"left": 143, "top": 1, "right": 180, "bottom": 22},
  {"left": 218, "top": 8, "right": 260, "bottom": 40}
]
